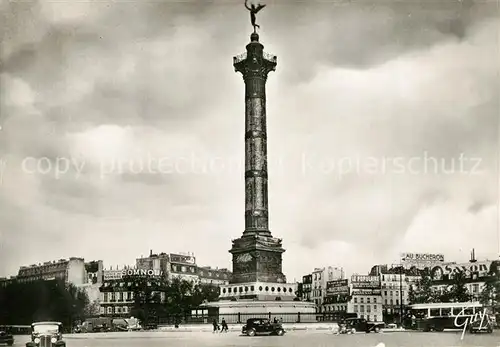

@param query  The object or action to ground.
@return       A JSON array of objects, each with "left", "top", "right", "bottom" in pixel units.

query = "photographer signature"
[{"left": 454, "top": 306, "right": 489, "bottom": 340}]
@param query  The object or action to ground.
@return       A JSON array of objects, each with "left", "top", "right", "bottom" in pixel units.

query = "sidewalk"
[{"left": 159, "top": 323, "right": 334, "bottom": 332}]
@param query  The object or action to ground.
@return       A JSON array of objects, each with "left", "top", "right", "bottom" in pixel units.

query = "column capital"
[{"left": 233, "top": 40, "right": 277, "bottom": 78}]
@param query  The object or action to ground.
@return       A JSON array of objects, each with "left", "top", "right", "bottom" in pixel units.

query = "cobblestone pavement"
[{"left": 12, "top": 330, "right": 500, "bottom": 347}]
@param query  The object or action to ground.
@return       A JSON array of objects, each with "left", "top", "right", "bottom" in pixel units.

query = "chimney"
[
  {"left": 470, "top": 248, "right": 477, "bottom": 263},
  {"left": 150, "top": 249, "right": 153, "bottom": 257}
]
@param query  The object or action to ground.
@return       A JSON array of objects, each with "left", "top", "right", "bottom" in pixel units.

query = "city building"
[
  {"left": 379, "top": 267, "right": 420, "bottom": 323},
  {"left": 348, "top": 275, "right": 383, "bottom": 322},
  {"left": 99, "top": 268, "right": 166, "bottom": 317},
  {"left": 15, "top": 257, "right": 102, "bottom": 286},
  {"left": 77, "top": 260, "right": 104, "bottom": 315},
  {"left": 300, "top": 274, "right": 312, "bottom": 301},
  {"left": 136, "top": 250, "right": 232, "bottom": 285},
  {"left": 311, "top": 266, "right": 344, "bottom": 312},
  {"left": 135, "top": 250, "right": 170, "bottom": 280},
  {"left": 429, "top": 250, "right": 498, "bottom": 302},
  {"left": 323, "top": 279, "right": 349, "bottom": 319},
  {"left": 0, "top": 276, "right": 16, "bottom": 288},
  {"left": 169, "top": 252, "right": 199, "bottom": 283},
  {"left": 197, "top": 266, "right": 231, "bottom": 286},
  {"left": 84, "top": 260, "right": 104, "bottom": 285}
]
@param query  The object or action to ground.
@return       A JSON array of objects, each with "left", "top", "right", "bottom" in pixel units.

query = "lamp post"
[{"left": 399, "top": 265, "right": 404, "bottom": 328}]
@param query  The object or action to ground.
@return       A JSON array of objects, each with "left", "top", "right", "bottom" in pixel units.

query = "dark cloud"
[{"left": 0, "top": 0, "right": 498, "bottom": 279}]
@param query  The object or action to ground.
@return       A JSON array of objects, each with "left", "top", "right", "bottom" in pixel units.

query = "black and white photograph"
[{"left": 0, "top": 0, "right": 499, "bottom": 346}]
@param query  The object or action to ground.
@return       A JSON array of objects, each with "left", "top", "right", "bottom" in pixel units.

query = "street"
[{"left": 10, "top": 330, "right": 500, "bottom": 347}]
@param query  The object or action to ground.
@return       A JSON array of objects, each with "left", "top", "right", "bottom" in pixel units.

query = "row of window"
[
  {"left": 352, "top": 297, "right": 380, "bottom": 304},
  {"left": 383, "top": 290, "right": 404, "bottom": 296},
  {"left": 222, "top": 286, "right": 294, "bottom": 294},
  {"left": 382, "top": 283, "right": 411, "bottom": 289},
  {"left": 103, "top": 281, "right": 155, "bottom": 287},
  {"left": 101, "top": 291, "right": 166, "bottom": 302},
  {"left": 102, "top": 292, "right": 134, "bottom": 302},
  {"left": 100, "top": 306, "right": 129, "bottom": 314},
  {"left": 312, "top": 289, "right": 322, "bottom": 297},
  {"left": 322, "top": 305, "right": 347, "bottom": 312},
  {"left": 18, "top": 268, "right": 66, "bottom": 277},
  {"left": 353, "top": 304, "right": 379, "bottom": 313},
  {"left": 15, "top": 275, "right": 64, "bottom": 283}
]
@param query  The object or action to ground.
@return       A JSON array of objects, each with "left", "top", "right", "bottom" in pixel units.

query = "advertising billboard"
[
  {"left": 103, "top": 270, "right": 123, "bottom": 281},
  {"left": 170, "top": 254, "right": 196, "bottom": 264},
  {"left": 351, "top": 275, "right": 380, "bottom": 289},
  {"left": 352, "top": 289, "right": 382, "bottom": 296},
  {"left": 430, "top": 261, "right": 493, "bottom": 280},
  {"left": 326, "top": 279, "right": 349, "bottom": 296},
  {"left": 401, "top": 253, "right": 445, "bottom": 263},
  {"left": 103, "top": 268, "right": 163, "bottom": 281}
]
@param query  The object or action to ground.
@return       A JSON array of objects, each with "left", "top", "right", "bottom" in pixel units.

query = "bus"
[{"left": 408, "top": 302, "right": 485, "bottom": 332}]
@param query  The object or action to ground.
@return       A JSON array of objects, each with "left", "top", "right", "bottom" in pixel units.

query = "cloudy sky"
[{"left": 0, "top": 0, "right": 498, "bottom": 281}]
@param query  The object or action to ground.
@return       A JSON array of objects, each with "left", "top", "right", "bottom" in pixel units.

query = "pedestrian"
[
  {"left": 221, "top": 318, "right": 228, "bottom": 333},
  {"left": 212, "top": 319, "right": 219, "bottom": 333}
]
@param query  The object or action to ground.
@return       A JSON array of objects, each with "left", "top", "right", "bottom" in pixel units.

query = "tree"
[
  {"left": 191, "top": 283, "right": 219, "bottom": 307},
  {"left": 163, "top": 278, "right": 194, "bottom": 317},
  {"left": 408, "top": 285, "right": 416, "bottom": 305},
  {"left": 83, "top": 301, "right": 100, "bottom": 318},
  {"left": 0, "top": 279, "right": 89, "bottom": 329},
  {"left": 126, "top": 275, "right": 167, "bottom": 325},
  {"left": 413, "top": 273, "right": 434, "bottom": 303},
  {"left": 447, "top": 271, "right": 471, "bottom": 303},
  {"left": 479, "top": 261, "right": 500, "bottom": 309}
]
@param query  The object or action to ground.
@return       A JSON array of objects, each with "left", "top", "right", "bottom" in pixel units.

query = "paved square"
[{"left": 12, "top": 330, "right": 500, "bottom": 347}]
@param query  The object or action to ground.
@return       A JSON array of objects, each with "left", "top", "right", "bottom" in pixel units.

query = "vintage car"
[
  {"left": 241, "top": 318, "right": 285, "bottom": 336},
  {"left": 0, "top": 326, "right": 14, "bottom": 346},
  {"left": 469, "top": 315, "right": 494, "bottom": 334},
  {"left": 343, "top": 318, "right": 385, "bottom": 333},
  {"left": 26, "top": 322, "right": 66, "bottom": 347}
]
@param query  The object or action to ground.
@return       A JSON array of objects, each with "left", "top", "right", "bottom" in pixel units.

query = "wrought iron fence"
[{"left": 158, "top": 312, "right": 349, "bottom": 325}]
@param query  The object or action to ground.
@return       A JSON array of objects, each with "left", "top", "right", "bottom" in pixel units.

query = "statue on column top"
[{"left": 244, "top": 0, "right": 266, "bottom": 33}]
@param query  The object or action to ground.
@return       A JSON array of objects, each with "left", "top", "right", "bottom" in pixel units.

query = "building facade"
[
  {"left": 348, "top": 275, "right": 383, "bottom": 322},
  {"left": 197, "top": 266, "right": 231, "bottom": 286},
  {"left": 16, "top": 257, "right": 101, "bottom": 286},
  {"left": 380, "top": 269, "right": 420, "bottom": 322},
  {"left": 99, "top": 271, "right": 166, "bottom": 317},
  {"left": 311, "top": 267, "right": 344, "bottom": 312},
  {"left": 0, "top": 276, "right": 16, "bottom": 288},
  {"left": 169, "top": 253, "right": 199, "bottom": 283},
  {"left": 429, "top": 258, "right": 497, "bottom": 301},
  {"left": 136, "top": 250, "right": 170, "bottom": 280},
  {"left": 300, "top": 274, "right": 312, "bottom": 301},
  {"left": 323, "top": 279, "right": 349, "bottom": 316}
]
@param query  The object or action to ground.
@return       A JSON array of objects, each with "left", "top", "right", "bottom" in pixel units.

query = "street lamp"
[
  {"left": 399, "top": 265, "right": 403, "bottom": 328},
  {"left": 391, "top": 262, "right": 404, "bottom": 328}
]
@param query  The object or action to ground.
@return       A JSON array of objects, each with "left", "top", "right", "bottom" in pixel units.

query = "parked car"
[
  {"left": 469, "top": 315, "right": 494, "bottom": 334},
  {"left": 26, "top": 321, "right": 66, "bottom": 347},
  {"left": 241, "top": 318, "right": 285, "bottom": 336},
  {"left": 0, "top": 326, "right": 14, "bottom": 346},
  {"left": 343, "top": 318, "right": 384, "bottom": 333}
]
